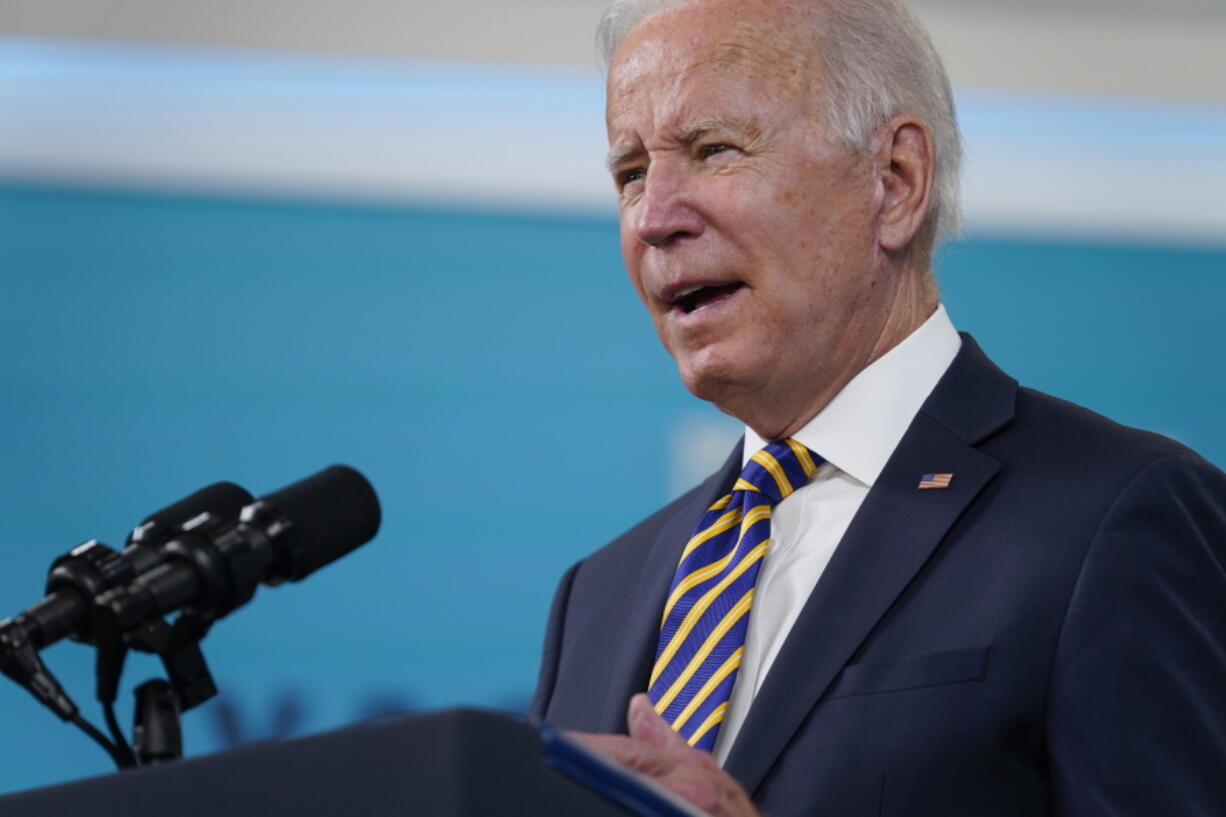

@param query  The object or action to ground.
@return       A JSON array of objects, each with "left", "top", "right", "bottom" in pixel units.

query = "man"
[{"left": 529, "top": 0, "right": 1226, "bottom": 815}]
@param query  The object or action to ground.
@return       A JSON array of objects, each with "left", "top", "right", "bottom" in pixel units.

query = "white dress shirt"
[{"left": 712, "top": 305, "right": 962, "bottom": 764}]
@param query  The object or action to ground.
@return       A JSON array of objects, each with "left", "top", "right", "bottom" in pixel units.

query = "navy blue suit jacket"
[{"left": 530, "top": 336, "right": 1226, "bottom": 816}]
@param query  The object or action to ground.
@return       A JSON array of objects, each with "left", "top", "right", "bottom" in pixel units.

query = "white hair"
[{"left": 597, "top": 0, "right": 963, "bottom": 246}]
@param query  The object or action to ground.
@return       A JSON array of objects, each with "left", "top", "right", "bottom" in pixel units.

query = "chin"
[{"left": 675, "top": 353, "right": 754, "bottom": 410}]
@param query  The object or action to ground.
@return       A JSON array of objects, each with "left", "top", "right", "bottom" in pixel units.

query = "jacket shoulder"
[{"left": 1011, "top": 385, "right": 1209, "bottom": 471}]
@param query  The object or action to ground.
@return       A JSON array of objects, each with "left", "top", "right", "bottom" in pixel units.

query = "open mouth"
[{"left": 673, "top": 283, "right": 744, "bottom": 314}]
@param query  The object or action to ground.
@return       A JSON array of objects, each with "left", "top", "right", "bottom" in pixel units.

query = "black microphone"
[
  {"left": 0, "top": 481, "right": 253, "bottom": 720},
  {"left": 0, "top": 480, "right": 251, "bottom": 652},
  {"left": 2, "top": 482, "right": 253, "bottom": 652},
  {"left": 94, "top": 466, "right": 380, "bottom": 637},
  {"left": 130, "top": 481, "right": 257, "bottom": 547}
]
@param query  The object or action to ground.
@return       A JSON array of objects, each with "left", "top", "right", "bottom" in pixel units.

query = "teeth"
[{"left": 673, "top": 285, "right": 704, "bottom": 301}]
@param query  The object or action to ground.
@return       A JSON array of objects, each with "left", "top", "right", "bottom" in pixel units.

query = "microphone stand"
[{"left": 93, "top": 609, "right": 218, "bottom": 766}]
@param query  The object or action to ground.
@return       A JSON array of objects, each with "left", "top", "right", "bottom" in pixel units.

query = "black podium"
[{"left": 0, "top": 710, "right": 637, "bottom": 816}]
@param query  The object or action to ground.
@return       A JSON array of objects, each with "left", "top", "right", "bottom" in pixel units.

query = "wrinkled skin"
[
  {"left": 607, "top": 0, "right": 937, "bottom": 441},
  {"left": 571, "top": 695, "right": 760, "bottom": 817}
]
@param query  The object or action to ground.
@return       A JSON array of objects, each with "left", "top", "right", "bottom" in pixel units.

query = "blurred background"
[{"left": 1, "top": 0, "right": 1224, "bottom": 795}]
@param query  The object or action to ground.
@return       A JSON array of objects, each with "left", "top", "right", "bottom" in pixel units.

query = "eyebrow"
[
  {"left": 606, "top": 145, "right": 640, "bottom": 174},
  {"left": 605, "top": 116, "right": 756, "bottom": 173}
]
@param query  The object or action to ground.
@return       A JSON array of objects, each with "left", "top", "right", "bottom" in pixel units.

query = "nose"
[{"left": 632, "top": 163, "right": 705, "bottom": 247}]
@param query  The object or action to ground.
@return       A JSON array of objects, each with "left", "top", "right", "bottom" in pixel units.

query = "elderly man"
[{"left": 529, "top": 0, "right": 1226, "bottom": 815}]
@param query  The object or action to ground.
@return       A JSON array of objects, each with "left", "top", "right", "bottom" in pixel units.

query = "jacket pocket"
[{"left": 825, "top": 646, "right": 990, "bottom": 700}]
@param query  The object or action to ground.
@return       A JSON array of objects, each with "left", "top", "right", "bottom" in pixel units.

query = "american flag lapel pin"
[{"left": 918, "top": 473, "right": 953, "bottom": 490}]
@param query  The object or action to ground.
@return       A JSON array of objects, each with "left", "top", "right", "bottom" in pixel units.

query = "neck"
[{"left": 735, "top": 264, "right": 938, "bottom": 441}]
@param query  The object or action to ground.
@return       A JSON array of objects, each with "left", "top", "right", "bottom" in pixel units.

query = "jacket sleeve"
[
  {"left": 1047, "top": 452, "right": 1226, "bottom": 815},
  {"left": 527, "top": 560, "right": 581, "bottom": 725}
]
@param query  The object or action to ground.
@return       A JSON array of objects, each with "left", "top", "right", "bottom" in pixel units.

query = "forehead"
[{"left": 607, "top": 0, "right": 821, "bottom": 121}]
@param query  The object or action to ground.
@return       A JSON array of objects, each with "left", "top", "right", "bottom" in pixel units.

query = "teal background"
[{"left": 1, "top": 182, "right": 1223, "bottom": 794}]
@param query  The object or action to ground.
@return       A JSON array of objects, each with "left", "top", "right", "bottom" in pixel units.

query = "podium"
[{"left": 0, "top": 709, "right": 636, "bottom": 816}]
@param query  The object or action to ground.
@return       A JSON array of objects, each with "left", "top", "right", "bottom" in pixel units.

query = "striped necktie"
[{"left": 647, "top": 438, "right": 821, "bottom": 751}]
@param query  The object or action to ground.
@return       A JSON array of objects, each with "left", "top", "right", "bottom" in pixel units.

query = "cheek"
[
  {"left": 723, "top": 174, "right": 826, "bottom": 261},
  {"left": 619, "top": 230, "right": 648, "bottom": 302}
]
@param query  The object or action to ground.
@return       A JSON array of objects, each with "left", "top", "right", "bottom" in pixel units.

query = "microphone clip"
[{"left": 0, "top": 617, "right": 78, "bottom": 721}]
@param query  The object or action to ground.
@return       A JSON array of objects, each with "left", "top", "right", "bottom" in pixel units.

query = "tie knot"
[{"left": 733, "top": 438, "right": 821, "bottom": 505}]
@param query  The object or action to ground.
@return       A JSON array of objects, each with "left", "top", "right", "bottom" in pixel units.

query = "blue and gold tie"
[{"left": 648, "top": 439, "right": 821, "bottom": 751}]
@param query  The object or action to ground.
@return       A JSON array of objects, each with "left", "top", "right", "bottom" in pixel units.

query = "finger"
[
  {"left": 665, "top": 766, "right": 760, "bottom": 817},
  {"left": 626, "top": 693, "right": 688, "bottom": 749},
  {"left": 567, "top": 731, "right": 677, "bottom": 776}
]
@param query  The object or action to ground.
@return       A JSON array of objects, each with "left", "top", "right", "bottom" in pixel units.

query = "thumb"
[{"left": 627, "top": 693, "right": 688, "bottom": 749}]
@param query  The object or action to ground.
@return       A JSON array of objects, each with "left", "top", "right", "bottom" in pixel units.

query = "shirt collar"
[{"left": 743, "top": 304, "right": 962, "bottom": 487}]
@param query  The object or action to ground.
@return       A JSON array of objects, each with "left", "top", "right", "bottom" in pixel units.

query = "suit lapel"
[
  {"left": 723, "top": 335, "right": 1017, "bottom": 794},
  {"left": 598, "top": 442, "right": 745, "bottom": 733}
]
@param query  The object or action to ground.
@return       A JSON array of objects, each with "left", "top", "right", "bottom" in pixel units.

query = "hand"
[{"left": 569, "top": 694, "right": 762, "bottom": 817}]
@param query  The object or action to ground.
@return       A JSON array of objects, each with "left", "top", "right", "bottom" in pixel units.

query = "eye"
[
  {"left": 699, "top": 143, "right": 733, "bottom": 159},
  {"left": 616, "top": 167, "right": 646, "bottom": 190}
]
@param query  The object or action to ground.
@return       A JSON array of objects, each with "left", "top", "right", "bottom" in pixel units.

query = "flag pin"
[{"left": 918, "top": 473, "right": 953, "bottom": 490}]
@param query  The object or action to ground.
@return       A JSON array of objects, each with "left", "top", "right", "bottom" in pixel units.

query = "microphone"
[
  {"left": 2, "top": 482, "right": 253, "bottom": 652},
  {"left": 94, "top": 465, "right": 380, "bottom": 637},
  {"left": 0, "top": 481, "right": 253, "bottom": 720},
  {"left": 130, "top": 481, "right": 257, "bottom": 547}
]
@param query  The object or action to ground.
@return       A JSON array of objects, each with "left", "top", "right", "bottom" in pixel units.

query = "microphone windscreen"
[
  {"left": 129, "top": 481, "right": 254, "bottom": 545},
  {"left": 260, "top": 465, "right": 381, "bottom": 581}
]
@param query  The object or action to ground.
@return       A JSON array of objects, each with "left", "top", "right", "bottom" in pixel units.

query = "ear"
[{"left": 874, "top": 116, "right": 935, "bottom": 253}]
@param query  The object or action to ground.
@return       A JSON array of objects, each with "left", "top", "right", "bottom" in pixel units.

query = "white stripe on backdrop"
[{"left": 2, "top": 37, "right": 1224, "bottom": 245}]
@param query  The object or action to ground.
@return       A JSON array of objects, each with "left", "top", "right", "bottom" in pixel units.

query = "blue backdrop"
[{"left": 1, "top": 182, "right": 1223, "bottom": 794}]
